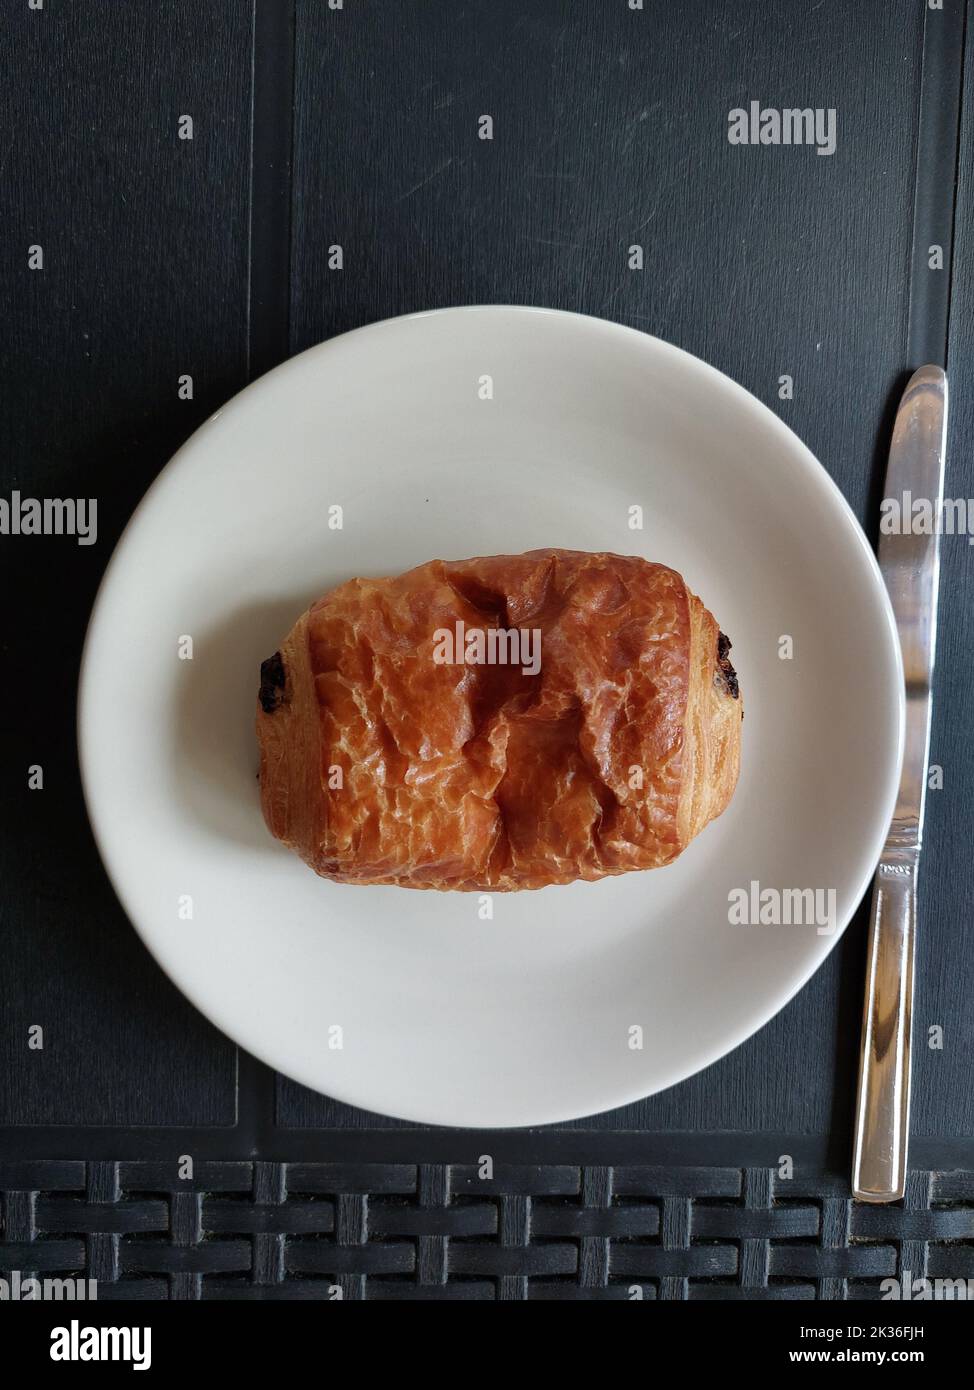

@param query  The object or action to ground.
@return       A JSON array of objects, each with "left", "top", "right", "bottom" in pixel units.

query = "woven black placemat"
[{"left": 2, "top": 1161, "right": 973, "bottom": 1301}]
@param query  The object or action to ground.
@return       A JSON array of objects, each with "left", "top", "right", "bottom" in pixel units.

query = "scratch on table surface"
[
  {"left": 601, "top": 283, "right": 626, "bottom": 311},
  {"left": 0, "top": 133, "right": 15, "bottom": 181},
  {"left": 396, "top": 158, "right": 454, "bottom": 202},
  {"left": 631, "top": 207, "right": 660, "bottom": 233},
  {"left": 620, "top": 101, "right": 663, "bottom": 153},
  {"left": 520, "top": 236, "right": 584, "bottom": 248}
]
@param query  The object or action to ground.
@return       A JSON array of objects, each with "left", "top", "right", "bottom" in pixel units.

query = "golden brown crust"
[
  {"left": 256, "top": 549, "right": 742, "bottom": 890},
  {"left": 677, "top": 595, "right": 743, "bottom": 850}
]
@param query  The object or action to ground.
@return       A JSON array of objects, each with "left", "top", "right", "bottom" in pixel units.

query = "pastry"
[{"left": 256, "top": 549, "right": 741, "bottom": 890}]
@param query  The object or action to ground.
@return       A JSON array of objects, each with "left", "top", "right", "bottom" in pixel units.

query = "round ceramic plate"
[{"left": 78, "top": 307, "right": 903, "bottom": 1128}]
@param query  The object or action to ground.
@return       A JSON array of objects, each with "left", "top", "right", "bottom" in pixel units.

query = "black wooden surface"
[
  {"left": 0, "top": 0, "right": 249, "bottom": 1126},
  {"left": 1, "top": 0, "right": 972, "bottom": 1207}
]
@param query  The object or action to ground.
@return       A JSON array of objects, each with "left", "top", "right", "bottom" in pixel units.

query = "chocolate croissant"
[{"left": 257, "top": 549, "right": 741, "bottom": 891}]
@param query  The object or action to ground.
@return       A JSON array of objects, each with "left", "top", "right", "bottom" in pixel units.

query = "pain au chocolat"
[{"left": 256, "top": 549, "right": 742, "bottom": 891}]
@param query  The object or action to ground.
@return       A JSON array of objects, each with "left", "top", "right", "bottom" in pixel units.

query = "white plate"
[{"left": 78, "top": 307, "right": 903, "bottom": 1128}]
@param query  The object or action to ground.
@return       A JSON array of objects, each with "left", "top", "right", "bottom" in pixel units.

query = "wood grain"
[{"left": 0, "top": 0, "right": 251, "bottom": 1125}]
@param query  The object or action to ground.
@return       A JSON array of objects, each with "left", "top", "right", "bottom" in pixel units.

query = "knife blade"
[{"left": 852, "top": 364, "right": 948, "bottom": 1202}]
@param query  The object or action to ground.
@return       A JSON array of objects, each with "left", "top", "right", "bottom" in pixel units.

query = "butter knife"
[{"left": 852, "top": 364, "right": 948, "bottom": 1203}]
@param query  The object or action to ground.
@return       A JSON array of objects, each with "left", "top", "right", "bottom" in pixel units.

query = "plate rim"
[{"left": 77, "top": 304, "right": 906, "bottom": 1127}]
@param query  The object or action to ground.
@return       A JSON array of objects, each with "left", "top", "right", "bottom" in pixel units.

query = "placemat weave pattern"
[{"left": 2, "top": 1162, "right": 972, "bottom": 1301}]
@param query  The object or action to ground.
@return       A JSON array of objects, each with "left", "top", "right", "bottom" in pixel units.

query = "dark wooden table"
[{"left": 1, "top": 0, "right": 972, "bottom": 1300}]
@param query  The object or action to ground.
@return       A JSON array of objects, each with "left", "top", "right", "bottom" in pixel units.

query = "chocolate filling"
[
  {"left": 259, "top": 651, "right": 288, "bottom": 714},
  {"left": 716, "top": 631, "right": 740, "bottom": 699}
]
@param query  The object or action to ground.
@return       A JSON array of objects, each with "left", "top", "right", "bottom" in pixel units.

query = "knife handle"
[{"left": 852, "top": 860, "right": 917, "bottom": 1202}]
